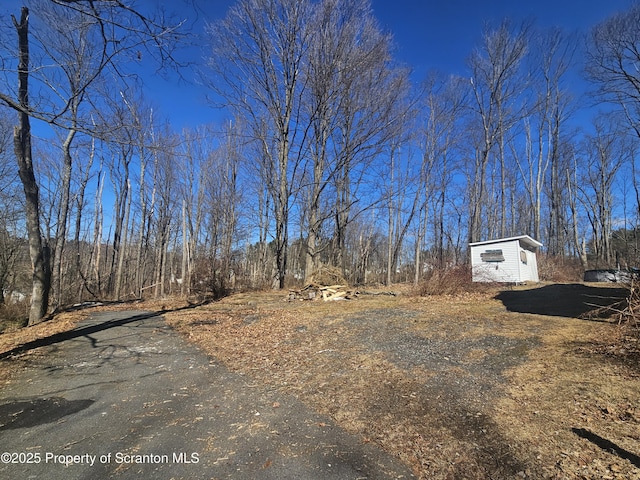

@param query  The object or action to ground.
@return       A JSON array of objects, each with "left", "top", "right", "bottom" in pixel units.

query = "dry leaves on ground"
[{"left": 164, "top": 288, "right": 640, "bottom": 479}]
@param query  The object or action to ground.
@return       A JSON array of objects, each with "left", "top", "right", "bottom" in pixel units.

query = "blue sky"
[
  {"left": 0, "top": 0, "right": 634, "bottom": 129},
  {"left": 372, "top": 0, "right": 633, "bottom": 76},
  {"left": 138, "top": 0, "right": 634, "bottom": 130}
]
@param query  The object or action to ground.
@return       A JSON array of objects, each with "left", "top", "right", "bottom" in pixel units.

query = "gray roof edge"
[{"left": 469, "top": 235, "right": 543, "bottom": 248}]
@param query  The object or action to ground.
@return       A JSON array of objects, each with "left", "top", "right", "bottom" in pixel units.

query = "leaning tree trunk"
[{"left": 13, "top": 8, "right": 50, "bottom": 325}]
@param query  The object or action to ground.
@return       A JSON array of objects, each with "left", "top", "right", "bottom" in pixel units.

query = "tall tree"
[
  {"left": 302, "top": 0, "right": 348, "bottom": 282},
  {"left": 10, "top": 9, "right": 50, "bottom": 325},
  {"left": 0, "top": 3, "right": 184, "bottom": 324},
  {"left": 31, "top": 1, "right": 101, "bottom": 309},
  {"left": 467, "top": 20, "right": 530, "bottom": 243},
  {"left": 0, "top": 114, "right": 23, "bottom": 306},
  {"left": 202, "top": 123, "right": 241, "bottom": 296},
  {"left": 207, "top": 0, "right": 312, "bottom": 289},
  {"left": 587, "top": 3, "right": 640, "bottom": 141},
  {"left": 302, "top": 0, "right": 405, "bottom": 281},
  {"left": 328, "top": 10, "right": 409, "bottom": 275},
  {"left": 417, "top": 73, "right": 466, "bottom": 277},
  {"left": 512, "top": 28, "right": 575, "bottom": 246},
  {"left": 577, "top": 115, "right": 626, "bottom": 266}
]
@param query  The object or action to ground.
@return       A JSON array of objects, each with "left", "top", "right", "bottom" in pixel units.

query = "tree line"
[{"left": 1, "top": 0, "right": 640, "bottom": 325}]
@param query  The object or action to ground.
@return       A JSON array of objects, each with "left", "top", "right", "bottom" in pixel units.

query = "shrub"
[
  {"left": 0, "top": 301, "right": 28, "bottom": 333},
  {"left": 416, "top": 265, "right": 493, "bottom": 296},
  {"left": 308, "top": 265, "right": 348, "bottom": 286},
  {"left": 537, "top": 254, "right": 583, "bottom": 282}
]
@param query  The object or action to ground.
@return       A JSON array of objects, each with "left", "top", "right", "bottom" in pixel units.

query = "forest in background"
[{"left": 1, "top": 0, "right": 640, "bottom": 325}]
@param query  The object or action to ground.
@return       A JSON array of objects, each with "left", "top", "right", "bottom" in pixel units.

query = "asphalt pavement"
[{"left": 0, "top": 310, "right": 413, "bottom": 479}]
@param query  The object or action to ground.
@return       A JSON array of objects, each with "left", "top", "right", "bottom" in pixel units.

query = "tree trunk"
[
  {"left": 75, "top": 138, "right": 95, "bottom": 300},
  {"left": 52, "top": 128, "right": 76, "bottom": 309},
  {"left": 12, "top": 8, "right": 50, "bottom": 325},
  {"left": 181, "top": 199, "right": 188, "bottom": 296},
  {"left": 91, "top": 169, "right": 104, "bottom": 295},
  {"left": 114, "top": 179, "right": 131, "bottom": 300}
]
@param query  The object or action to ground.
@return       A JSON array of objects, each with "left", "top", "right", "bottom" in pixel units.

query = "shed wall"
[
  {"left": 471, "top": 240, "right": 521, "bottom": 282},
  {"left": 517, "top": 244, "right": 539, "bottom": 282}
]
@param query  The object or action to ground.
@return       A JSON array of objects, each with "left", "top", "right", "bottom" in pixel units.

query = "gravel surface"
[{"left": 343, "top": 308, "right": 539, "bottom": 406}]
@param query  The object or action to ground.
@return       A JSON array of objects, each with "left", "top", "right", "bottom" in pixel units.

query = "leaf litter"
[{"left": 163, "top": 288, "right": 640, "bottom": 479}]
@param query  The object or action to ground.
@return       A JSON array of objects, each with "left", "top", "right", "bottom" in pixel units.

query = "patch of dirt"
[{"left": 163, "top": 286, "right": 640, "bottom": 480}]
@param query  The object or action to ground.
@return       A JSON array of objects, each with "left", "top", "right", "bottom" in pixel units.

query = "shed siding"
[
  {"left": 516, "top": 240, "right": 540, "bottom": 282},
  {"left": 471, "top": 240, "right": 521, "bottom": 282}
]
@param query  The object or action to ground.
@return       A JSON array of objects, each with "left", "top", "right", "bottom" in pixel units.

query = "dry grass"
[
  {"left": 163, "top": 287, "right": 640, "bottom": 479},
  {"left": 416, "top": 265, "right": 496, "bottom": 296},
  {"left": 0, "top": 312, "right": 84, "bottom": 356}
]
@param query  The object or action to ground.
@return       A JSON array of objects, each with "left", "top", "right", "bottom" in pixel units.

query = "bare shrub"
[
  {"left": 537, "top": 254, "right": 583, "bottom": 282},
  {"left": 416, "top": 265, "right": 493, "bottom": 296},
  {"left": 592, "top": 279, "right": 640, "bottom": 327},
  {"left": 0, "top": 301, "right": 29, "bottom": 333},
  {"left": 308, "top": 265, "right": 348, "bottom": 286}
]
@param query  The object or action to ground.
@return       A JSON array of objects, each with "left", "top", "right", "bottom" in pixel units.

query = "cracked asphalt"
[{"left": 0, "top": 310, "right": 413, "bottom": 479}]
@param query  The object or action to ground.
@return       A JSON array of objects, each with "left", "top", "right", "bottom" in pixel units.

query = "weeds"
[
  {"left": 536, "top": 254, "right": 584, "bottom": 282},
  {"left": 0, "top": 302, "right": 28, "bottom": 334},
  {"left": 416, "top": 265, "right": 494, "bottom": 296}
]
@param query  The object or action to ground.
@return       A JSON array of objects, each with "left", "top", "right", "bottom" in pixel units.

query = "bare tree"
[
  {"left": 179, "top": 126, "right": 211, "bottom": 295},
  {"left": 201, "top": 124, "right": 242, "bottom": 296},
  {"left": 207, "top": 0, "right": 312, "bottom": 289},
  {"left": 0, "top": 3, "right": 184, "bottom": 324},
  {"left": 467, "top": 20, "right": 530, "bottom": 244},
  {"left": 301, "top": 0, "right": 349, "bottom": 281},
  {"left": 7, "top": 9, "right": 51, "bottom": 324},
  {"left": 566, "top": 153, "right": 588, "bottom": 269},
  {"left": 71, "top": 137, "right": 96, "bottom": 300},
  {"left": 587, "top": 3, "right": 640, "bottom": 140},
  {"left": 302, "top": 0, "right": 404, "bottom": 281},
  {"left": 148, "top": 128, "right": 179, "bottom": 299},
  {"left": 0, "top": 114, "right": 24, "bottom": 305},
  {"left": 415, "top": 74, "right": 466, "bottom": 278},
  {"left": 28, "top": 1, "right": 104, "bottom": 309},
  {"left": 510, "top": 28, "right": 575, "bottom": 247},
  {"left": 101, "top": 101, "right": 135, "bottom": 299},
  {"left": 577, "top": 115, "right": 627, "bottom": 267},
  {"left": 328, "top": 15, "right": 410, "bottom": 275}
]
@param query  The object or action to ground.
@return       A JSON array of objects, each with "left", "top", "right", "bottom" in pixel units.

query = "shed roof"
[{"left": 469, "top": 235, "right": 543, "bottom": 249}]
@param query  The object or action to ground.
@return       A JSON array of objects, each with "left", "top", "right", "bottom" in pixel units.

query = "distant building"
[{"left": 470, "top": 235, "right": 542, "bottom": 283}]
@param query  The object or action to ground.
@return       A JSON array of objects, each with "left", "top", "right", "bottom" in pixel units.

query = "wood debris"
[{"left": 286, "top": 283, "right": 358, "bottom": 302}]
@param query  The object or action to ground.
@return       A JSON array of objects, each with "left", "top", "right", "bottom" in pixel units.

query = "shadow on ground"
[
  {"left": 0, "top": 301, "right": 209, "bottom": 361},
  {"left": 572, "top": 428, "right": 640, "bottom": 468},
  {"left": 0, "top": 397, "right": 94, "bottom": 430},
  {"left": 495, "top": 284, "right": 629, "bottom": 318}
]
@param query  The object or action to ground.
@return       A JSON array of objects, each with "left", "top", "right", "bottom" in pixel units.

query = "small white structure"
[{"left": 470, "top": 235, "right": 542, "bottom": 283}]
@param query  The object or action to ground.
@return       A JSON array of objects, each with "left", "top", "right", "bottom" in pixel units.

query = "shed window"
[
  {"left": 481, "top": 249, "right": 504, "bottom": 262},
  {"left": 520, "top": 250, "right": 527, "bottom": 264}
]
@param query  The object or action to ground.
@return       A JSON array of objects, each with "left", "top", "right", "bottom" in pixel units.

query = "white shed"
[{"left": 470, "top": 235, "right": 542, "bottom": 283}]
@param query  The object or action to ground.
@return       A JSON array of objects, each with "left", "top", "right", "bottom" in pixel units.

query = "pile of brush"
[
  {"left": 286, "top": 283, "right": 358, "bottom": 302},
  {"left": 585, "top": 279, "right": 640, "bottom": 327},
  {"left": 616, "top": 279, "right": 640, "bottom": 326}
]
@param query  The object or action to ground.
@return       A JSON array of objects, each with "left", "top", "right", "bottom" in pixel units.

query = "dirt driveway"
[{"left": 0, "top": 309, "right": 413, "bottom": 479}]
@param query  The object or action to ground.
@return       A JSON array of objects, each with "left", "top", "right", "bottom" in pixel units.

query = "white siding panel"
[
  {"left": 472, "top": 240, "right": 520, "bottom": 282},
  {"left": 470, "top": 235, "right": 541, "bottom": 283},
  {"left": 528, "top": 249, "right": 539, "bottom": 282}
]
